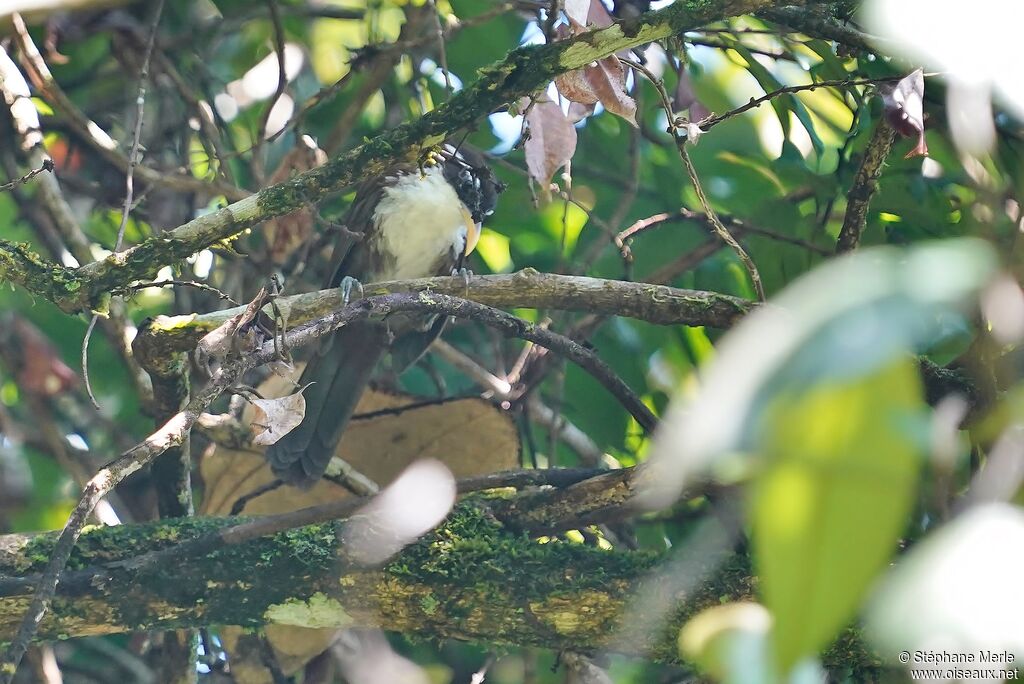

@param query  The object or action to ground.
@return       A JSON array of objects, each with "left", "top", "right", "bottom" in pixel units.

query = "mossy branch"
[
  {"left": 0, "top": 501, "right": 747, "bottom": 665},
  {"left": 0, "top": 239, "right": 88, "bottom": 311},
  {"left": 12, "top": 0, "right": 818, "bottom": 313}
]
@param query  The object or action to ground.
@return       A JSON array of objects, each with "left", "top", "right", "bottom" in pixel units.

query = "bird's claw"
[
  {"left": 452, "top": 266, "right": 472, "bottom": 291},
  {"left": 339, "top": 276, "right": 364, "bottom": 305}
]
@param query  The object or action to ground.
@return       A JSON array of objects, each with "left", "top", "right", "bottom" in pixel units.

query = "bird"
[{"left": 265, "top": 144, "right": 505, "bottom": 487}]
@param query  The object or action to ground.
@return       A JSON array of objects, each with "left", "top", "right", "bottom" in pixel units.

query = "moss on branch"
[
  {"left": 51, "top": 0, "right": 810, "bottom": 308},
  {"left": 0, "top": 239, "right": 88, "bottom": 313},
  {"left": 0, "top": 501, "right": 748, "bottom": 663}
]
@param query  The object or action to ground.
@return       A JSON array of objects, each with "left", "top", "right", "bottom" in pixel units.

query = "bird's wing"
[{"left": 323, "top": 176, "right": 386, "bottom": 288}]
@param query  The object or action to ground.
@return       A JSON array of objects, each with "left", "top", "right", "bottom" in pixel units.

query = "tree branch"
[
  {"left": 134, "top": 271, "right": 754, "bottom": 357},
  {"left": 16, "top": 0, "right": 818, "bottom": 313},
  {"left": 835, "top": 117, "right": 896, "bottom": 254},
  {"left": 0, "top": 498, "right": 749, "bottom": 667}
]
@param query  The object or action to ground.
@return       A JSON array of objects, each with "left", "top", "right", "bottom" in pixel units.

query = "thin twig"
[
  {"left": 678, "top": 144, "right": 765, "bottom": 300},
  {"left": 114, "top": 0, "right": 164, "bottom": 252},
  {"left": 426, "top": 0, "right": 452, "bottom": 95},
  {"left": 623, "top": 56, "right": 766, "bottom": 301},
  {"left": 615, "top": 208, "right": 830, "bottom": 258},
  {"left": 253, "top": 0, "right": 289, "bottom": 180},
  {"left": 697, "top": 75, "right": 899, "bottom": 131},
  {"left": 80, "top": 317, "right": 101, "bottom": 409},
  {"left": 81, "top": 0, "right": 164, "bottom": 411},
  {"left": 129, "top": 279, "right": 239, "bottom": 304},
  {"left": 431, "top": 340, "right": 607, "bottom": 465},
  {"left": 0, "top": 158, "right": 53, "bottom": 192}
]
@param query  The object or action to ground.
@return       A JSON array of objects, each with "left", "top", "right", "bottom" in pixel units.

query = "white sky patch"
[
  {"left": 263, "top": 93, "right": 294, "bottom": 140},
  {"left": 420, "top": 58, "right": 463, "bottom": 91},
  {"left": 488, "top": 111, "right": 522, "bottom": 154},
  {"left": 216, "top": 42, "right": 304, "bottom": 119}
]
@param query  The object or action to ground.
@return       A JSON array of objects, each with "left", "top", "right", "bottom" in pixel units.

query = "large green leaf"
[{"left": 754, "top": 357, "right": 923, "bottom": 672}]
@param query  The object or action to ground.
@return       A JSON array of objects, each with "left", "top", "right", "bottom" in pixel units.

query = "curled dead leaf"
[
  {"left": 881, "top": 69, "right": 928, "bottom": 158},
  {"left": 249, "top": 383, "right": 311, "bottom": 445},
  {"left": 554, "top": 56, "right": 637, "bottom": 126}
]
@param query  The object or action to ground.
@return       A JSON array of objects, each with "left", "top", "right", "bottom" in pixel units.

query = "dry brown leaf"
[
  {"left": 555, "top": 69, "right": 600, "bottom": 106},
  {"left": 584, "top": 57, "right": 638, "bottom": 126},
  {"left": 882, "top": 69, "right": 928, "bottom": 158},
  {"left": 523, "top": 96, "right": 577, "bottom": 189},
  {"left": 249, "top": 385, "right": 310, "bottom": 446},
  {"left": 555, "top": 56, "right": 636, "bottom": 126}
]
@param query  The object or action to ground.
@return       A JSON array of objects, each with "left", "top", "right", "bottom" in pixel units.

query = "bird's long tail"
[{"left": 266, "top": 322, "right": 388, "bottom": 487}]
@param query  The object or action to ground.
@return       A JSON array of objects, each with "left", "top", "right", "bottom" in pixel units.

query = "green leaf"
[
  {"left": 754, "top": 357, "right": 924, "bottom": 672},
  {"left": 731, "top": 43, "right": 825, "bottom": 157}
]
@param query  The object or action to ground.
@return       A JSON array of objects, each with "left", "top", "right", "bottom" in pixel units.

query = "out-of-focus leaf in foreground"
[
  {"left": 754, "top": 357, "right": 922, "bottom": 672},
  {"left": 867, "top": 503, "right": 1024, "bottom": 666},
  {"left": 643, "top": 239, "right": 997, "bottom": 674},
  {"left": 644, "top": 239, "right": 996, "bottom": 500}
]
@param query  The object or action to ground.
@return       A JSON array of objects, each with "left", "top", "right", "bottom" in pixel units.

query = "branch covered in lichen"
[
  {"left": 835, "top": 118, "right": 897, "bottom": 254},
  {"left": 0, "top": 239, "right": 88, "bottom": 311},
  {"left": 0, "top": 501, "right": 747, "bottom": 666},
  {"left": 20, "top": 0, "right": 817, "bottom": 312},
  {"left": 133, "top": 271, "right": 754, "bottom": 358}
]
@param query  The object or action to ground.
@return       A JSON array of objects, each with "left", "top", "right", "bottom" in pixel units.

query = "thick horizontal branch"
[
  {"left": 136, "top": 270, "right": 754, "bottom": 354},
  {"left": 7, "top": 0, "right": 815, "bottom": 313},
  {"left": 0, "top": 498, "right": 749, "bottom": 665}
]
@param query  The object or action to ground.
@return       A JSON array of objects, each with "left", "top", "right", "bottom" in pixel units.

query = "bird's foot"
[
  {"left": 339, "top": 276, "right": 364, "bottom": 305},
  {"left": 452, "top": 266, "right": 472, "bottom": 293}
]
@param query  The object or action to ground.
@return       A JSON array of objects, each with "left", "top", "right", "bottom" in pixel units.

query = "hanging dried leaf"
[
  {"left": 555, "top": 56, "right": 637, "bottom": 126},
  {"left": 249, "top": 384, "right": 310, "bottom": 445},
  {"left": 881, "top": 69, "right": 928, "bottom": 158},
  {"left": 523, "top": 96, "right": 578, "bottom": 189},
  {"left": 555, "top": 70, "right": 600, "bottom": 106},
  {"left": 567, "top": 101, "right": 596, "bottom": 124},
  {"left": 587, "top": 57, "right": 638, "bottom": 125}
]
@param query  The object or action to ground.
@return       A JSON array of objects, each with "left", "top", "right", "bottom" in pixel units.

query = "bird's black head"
[{"left": 442, "top": 147, "right": 507, "bottom": 224}]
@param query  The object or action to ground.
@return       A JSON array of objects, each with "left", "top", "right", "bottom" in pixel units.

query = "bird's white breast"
[{"left": 371, "top": 166, "right": 473, "bottom": 282}]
